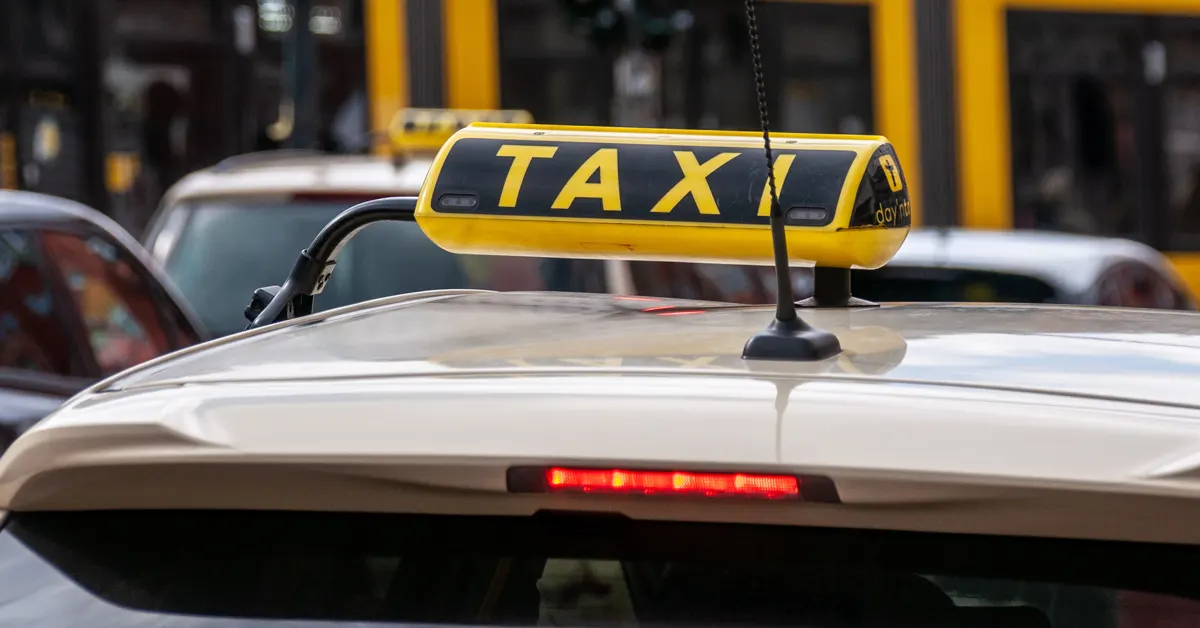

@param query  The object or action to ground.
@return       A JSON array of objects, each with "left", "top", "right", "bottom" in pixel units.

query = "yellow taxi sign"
[
  {"left": 414, "top": 123, "right": 911, "bottom": 269},
  {"left": 388, "top": 108, "right": 534, "bottom": 152}
]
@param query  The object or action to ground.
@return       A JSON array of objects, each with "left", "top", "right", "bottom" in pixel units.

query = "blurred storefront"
[
  {"left": 953, "top": 0, "right": 1200, "bottom": 295},
  {"left": 0, "top": 0, "right": 368, "bottom": 235},
  {"left": 0, "top": 0, "right": 98, "bottom": 207},
  {"left": 496, "top": 2, "right": 877, "bottom": 134}
]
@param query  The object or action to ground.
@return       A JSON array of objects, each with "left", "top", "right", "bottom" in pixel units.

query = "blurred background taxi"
[{"left": 3, "top": 0, "right": 1200, "bottom": 427}]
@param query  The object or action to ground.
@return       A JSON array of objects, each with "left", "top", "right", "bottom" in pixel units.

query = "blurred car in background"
[
  {"left": 0, "top": 190, "right": 207, "bottom": 447},
  {"left": 144, "top": 149, "right": 782, "bottom": 338},
  {"left": 143, "top": 150, "right": 620, "bottom": 338},
  {"left": 851, "top": 229, "right": 1196, "bottom": 309},
  {"left": 701, "top": 228, "right": 1196, "bottom": 309}
]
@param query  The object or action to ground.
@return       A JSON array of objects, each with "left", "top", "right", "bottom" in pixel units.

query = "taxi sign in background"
[
  {"left": 416, "top": 124, "right": 912, "bottom": 269},
  {"left": 389, "top": 108, "right": 533, "bottom": 153}
]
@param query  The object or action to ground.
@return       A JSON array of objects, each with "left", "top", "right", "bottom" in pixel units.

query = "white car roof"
[
  {"left": 160, "top": 153, "right": 433, "bottom": 204},
  {"left": 4, "top": 292, "right": 1200, "bottom": 545},
  {"left": 890, "top": 228, "right": 1181, "bottom": 296}
]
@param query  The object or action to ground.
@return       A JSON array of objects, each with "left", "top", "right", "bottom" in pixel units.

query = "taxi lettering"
[
  {"left": 552, "top": 148, "right": 621, "bottom": 211},
  {"left": 436, "top": 137, "right": 858, "bottom": 226},
  {"left": 757, "top": 154, "right": 796, "bottom": 217},
  {"left": 649, "top": 151, "right": 739, "bottom": 215},
  {"left": 497, "top": 145, "right": 557, "bottom": 207}
]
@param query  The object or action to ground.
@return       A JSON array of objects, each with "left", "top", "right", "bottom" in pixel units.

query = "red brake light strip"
[{"left": 544, "top": 467, "right": 800, "bottom": 499}]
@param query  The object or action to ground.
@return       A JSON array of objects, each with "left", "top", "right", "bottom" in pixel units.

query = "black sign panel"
[
  {"left": 430, "top": 138, "right": 858, "bottom": 227},
  {"left": 847, "top": 143, "right": 912, "bottom": 229}
]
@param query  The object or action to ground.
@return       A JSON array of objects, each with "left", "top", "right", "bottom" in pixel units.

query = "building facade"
[
  {"left": 370, "top": 0, "right": 957, "bottom": 227},
  {"left": 0, "top": 0, "right": 369, "bottom": 235}
]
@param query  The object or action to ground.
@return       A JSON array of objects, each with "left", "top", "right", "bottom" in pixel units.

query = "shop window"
[
  {"left": 679, "top": 3, "right": 872, "bottom": 133},
  {"left": 1161, "top": 18, "right": 1200, "bottom": 249},
  {"left": 498, "top": 0, "right": 613, "bottom": 125},
  {"left": 1008, "top": 12, "right": 1142, "bottom": 238},
  {"left": 17, "top": 101, "right": 86, "bottom": 203},
  {"left": 496, "top": 1, "right": 872, "bottom": 133},
  {"left": 113, "top": 0, "right": 212, "bottom": 42},
  {"left": 1163, "top": 82, "right": 1200, "bottom": 244},
  {"left": 246, "top": 0, "right": 367, "bottom": 152},
  {"left": 17, "top": 0, "right": 74, "bottom": 64}
]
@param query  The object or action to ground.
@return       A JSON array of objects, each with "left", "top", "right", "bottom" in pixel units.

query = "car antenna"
[{"left": 740, "top": 0, "right": 841, "bottom": 362}]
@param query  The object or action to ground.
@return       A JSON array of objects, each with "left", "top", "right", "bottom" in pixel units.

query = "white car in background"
[
  {"left": 142, "top": 151, "right": 626, "bottom": 338},
  {"left": 719, "top": 229, "right": 1197, "bottom": 310},
  {"left": 854, "top": 229, "right": 1196, "bottom": 309}
]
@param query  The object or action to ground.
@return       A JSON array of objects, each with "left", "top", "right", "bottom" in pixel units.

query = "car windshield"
[
  {"left": 160, "top": 199, "right": 607, "bottom": 337},
  {"left": 1, "top": 510, "right": 1199, "bottom": 627}
]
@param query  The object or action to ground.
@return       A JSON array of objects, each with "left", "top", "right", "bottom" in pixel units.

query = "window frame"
[
  {"left": 1005, "top": 11, "right": 1200, "bottom": 253},
  {"left": 762, "top": 2, "right": 875, "bottom": 134},
  {"left": 1160, "top": 74, "right": 1200, "bottom": 251},
  {"left": 1006, "top": 10, "right": 1151, "bottom": 243}
]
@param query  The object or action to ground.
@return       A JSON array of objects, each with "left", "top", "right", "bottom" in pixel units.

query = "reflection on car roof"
[{"left": 108, "top": 291, "right": 1200, "bottom": 408}]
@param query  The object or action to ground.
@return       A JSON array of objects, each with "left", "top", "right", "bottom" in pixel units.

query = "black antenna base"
[
  {"left": 796, "top": 266, "right": 878, "bottom": 308},
  {"left": 742, "top": 316, "right": 842, "bottom": 362},
  {"left": 797, "top": 296, "right": 877, "bottom": 308}
]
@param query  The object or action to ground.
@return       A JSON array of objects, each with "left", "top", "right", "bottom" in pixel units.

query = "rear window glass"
[{"left": 1, "top": 510, "right": 1199, "bottom": 626}]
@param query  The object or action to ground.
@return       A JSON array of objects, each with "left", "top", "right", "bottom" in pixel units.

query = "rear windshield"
[
  {"left": 1, "top": 510, "right": 1199, "bottom": 627},
  {"left": 161, "top": 200, "right": 608, "bottom": 337},
  {"left": 850, "top": 266, "right": 1062, "bottom": 304}
]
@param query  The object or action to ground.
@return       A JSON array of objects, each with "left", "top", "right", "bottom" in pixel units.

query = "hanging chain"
[
  {"left": 744, "top": 0, "right": 781, "bottom": 216},
  {"left": 744, "top": 0, "right": 796, "bottom": 316}
]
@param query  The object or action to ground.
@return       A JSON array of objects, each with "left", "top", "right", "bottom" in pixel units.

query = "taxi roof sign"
[
  {"left": 415, "top": 123, "right": 911, "bottom": 270},
  {"left": 388, "top": 108, "right": 535, "bottom": 153}
]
